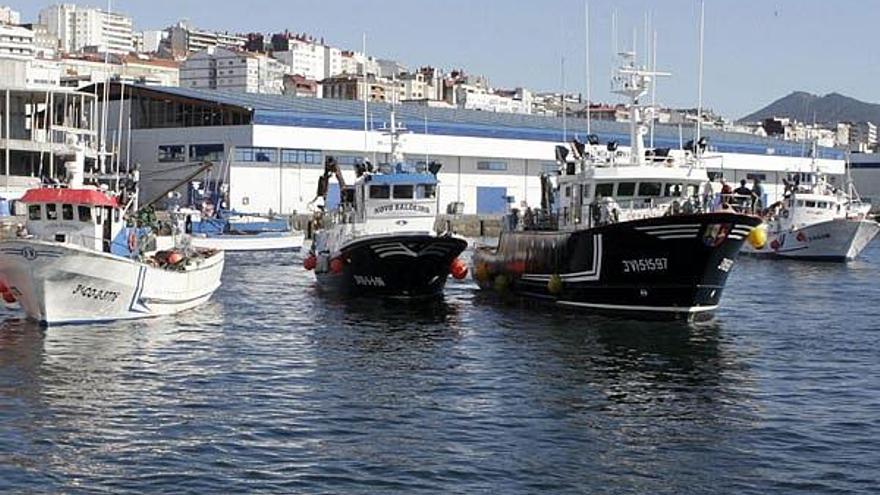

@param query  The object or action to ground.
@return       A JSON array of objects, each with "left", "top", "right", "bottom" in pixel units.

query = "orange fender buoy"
[
  {"left": 303, "top": 254, "right": 317, "bottom": 271},
  {"left": 330, "top": 257, "right": 345, "bottom": 274},
  {"left": 450, "top": 258, "right": 468, "bottom": 280}
]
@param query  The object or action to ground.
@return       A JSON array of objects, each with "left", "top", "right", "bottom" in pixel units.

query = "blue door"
[
  {"left": 477, "top": 186, "right": 508, "bottom": 215},
  {"left": 326, "top": 183, "right": 340, "bottom": 209}
]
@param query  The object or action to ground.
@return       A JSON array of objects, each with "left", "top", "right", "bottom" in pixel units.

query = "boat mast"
[
  {"left": 584, "top": 1, "right": 591, "bottom": 136},
  {"left": 695, "top": 0, "right": 705, "bottom": 153},
  {"left": 612, "top": 52, "right": 669, "bottom": 166}
]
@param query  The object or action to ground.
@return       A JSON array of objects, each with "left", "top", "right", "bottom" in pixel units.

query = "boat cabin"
[
  {"left": 549, "top": 165, "right": 708, "bottom": 230},
  {"left": 776, "top": 192, "right": 842, "bottom": 229},
  {"left": 19, "top": 188, "right": 127, "bottom": 253},
  {"left": 337, "top": 163, "right": 439, "bottom": 235}
]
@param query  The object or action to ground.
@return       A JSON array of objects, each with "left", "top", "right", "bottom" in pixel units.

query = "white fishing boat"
[
  {"left": 184, "top": 210, "right": 305, "bottom": 252},
  {"left": 0, "top": 146, "right": 224, "bottom": 325},
  {"left": 743, "top": 165, "right": 878, "bottom": 261}
]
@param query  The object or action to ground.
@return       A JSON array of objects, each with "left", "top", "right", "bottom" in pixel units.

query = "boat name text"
[
  {"left": 72, "top": 284, "right": 120, "bottom": 302},
  {"left": 621, "top": 258, "right": 668, "bottom": 273},
  {"left": 353, "top": 275, "right": 386, "bottom": 287},
  {"left": 372, "top": 203, "right": 431, "bottom": 215}
]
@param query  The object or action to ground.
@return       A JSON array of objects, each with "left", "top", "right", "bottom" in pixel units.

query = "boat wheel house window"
[
  {"left": 62, "top": 204, "right": 74, "bottom": 221},
  {"left": 370, "top": 185, "right": 391, "bottom": 199},
  {"left": 190, "top": 144, "right": 224, "bottom": 162},
  {"left": 617, "top": 182, "right": 636, "bottom": 197},
  {"left": 78, "top": 206, "right": 92, "bottom": 223},
  {"left": 595, "top": 183, "right": 614, "bottom": 198},
  {"left": 158, "top": 145, "right": 185, "bottom": 162},
  {"left": 393, "top": 185, "right": 414, "bottom": 199},
  {"left": 46, "top": 204, "right": 58, "bottom": 220},
  {"left": 416, "top": 184, "right": 437, "bottom": 199},
  {"left": 638, "top": 182, "right": 663, "bottom": 197},
  {"left": 28, "top": 204, "right": 41, "bottom": 221}
]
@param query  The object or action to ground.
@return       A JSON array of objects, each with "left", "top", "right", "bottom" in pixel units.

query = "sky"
[{"left": 8, "top": 0, "right": 880, "bottom": 119}]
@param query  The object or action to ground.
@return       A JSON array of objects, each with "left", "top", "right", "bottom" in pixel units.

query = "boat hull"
[
  {"left": 0, "top": 240, "right": 224, "bottom": 325},
  {"left": 190, "top": 231, "right": 304, "bottom": 252},
  {"left": 744, "top": 218, "right": 879, "bottom": 261},
  {"left": 314, "top": 233, "right": 468, "bottom": 298},
  {"left": 472, "top": 212, "right": 762, "bottom": 319}
]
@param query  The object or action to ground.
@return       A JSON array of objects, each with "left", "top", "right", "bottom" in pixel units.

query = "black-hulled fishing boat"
[
  {"left": 473, "top": 53, "right": 763, "bottom": 320},
  {"left": 303, "top": 110, "right": 468, "bottom": 298}
]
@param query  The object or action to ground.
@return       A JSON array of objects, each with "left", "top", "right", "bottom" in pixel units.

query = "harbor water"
[{"left": 1, "top": 242, "right": 879, "bottom": 494}]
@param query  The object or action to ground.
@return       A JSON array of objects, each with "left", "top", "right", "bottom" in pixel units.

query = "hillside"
[{"left": 739, "top": 91, "right": 880, "bottom": 124}]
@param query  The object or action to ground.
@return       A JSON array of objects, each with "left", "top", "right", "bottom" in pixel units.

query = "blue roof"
[
  {"left": 129, "top": 85, "right": 845, "bottom": 160},
  {"left": 365, "top": 173, "right": 438, "bottom": 185}
]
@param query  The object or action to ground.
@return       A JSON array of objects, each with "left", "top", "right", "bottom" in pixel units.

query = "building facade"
[
  {"left": 102, "top": 85, "right": 846, "bottom": 218},
  {"left": 39, "top": 4, "right": 134, "bottom": 55},
  {"left": 164, "top": 21, "right": 246, "bottom": 58},
  {"left": 180, "top": 46, "right": 284, "bottom": 94}
]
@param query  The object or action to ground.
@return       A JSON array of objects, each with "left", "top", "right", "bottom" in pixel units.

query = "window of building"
[
  {"left": 746, "top": 173, "right": 767, "bottom": 181},
  {"left": 370, "top": 185, "right": 390, "bottom": 199},
  {"left": 616, "top": 182, "right": 636, "bottom": 197},
  {"left": 281, "top": 149, "right": 322, "bottom": 164},
  {"left": 28, "top": 204, "right": 41, "bottom": 221},
  {"left": 595, "top": 183, "right": 614, "bottom": 198},
  {"left": 234, "top": 146, "right": 277, "bottom": 163},
  {"left": 158, "top": 144, "right": 185, "bottom": 162},
  {"left": 190, "top": 144, "right": 224, "bottom": 162},
  {"left": 477, "top": 160, "right": 508, "bottom": 171},
  {"left": 62, "top": 204, "right": 74, "bottom": 221},
  {"left": 638, "top": 182, "right": 662, "bottom": 196},
  {"left": 46, "top": 203, "right": 57, "bottom": 220},
  {"left": 78, "top": 205, "right": 92, "bottom": 223},
  {"left": 393, "top": 185, "right": 414, "bottom": 199},
  {"left": 334, "top": 155, "right": 364, "bottom": 166}
]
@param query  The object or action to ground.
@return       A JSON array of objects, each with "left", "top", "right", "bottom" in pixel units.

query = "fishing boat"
[
  {"left": 182, "top": 178, "right": 304, "bottom": 252},
  {"left": 0, "top": 142, "right": 224, "bottom": 325},
  {"left": 742, "top": 162, "right": 878, "bottom": 261},
  {"left": 302, "top": 110, "right": 468, "bottom": 298},
  {"left": 472, "top": 52, "right": 764, "bottom": 320}
]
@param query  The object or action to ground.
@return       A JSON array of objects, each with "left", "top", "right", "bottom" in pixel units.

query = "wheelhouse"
[{"left": 19, "top": 188, "right": 125, "bottom": 253}]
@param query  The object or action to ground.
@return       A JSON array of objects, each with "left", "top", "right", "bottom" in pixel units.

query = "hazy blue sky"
[{"left": 9, "top": 0, "right": 880, "bottom": 118}]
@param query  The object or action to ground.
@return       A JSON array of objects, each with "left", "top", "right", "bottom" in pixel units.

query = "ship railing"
[{"left": 717, "top": 193, "right": 759, "bottom": 215}]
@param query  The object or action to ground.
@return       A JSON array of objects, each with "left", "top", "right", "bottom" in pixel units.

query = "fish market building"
[{"left": 100, "top": 84, "right": 845, "bottom": 215}]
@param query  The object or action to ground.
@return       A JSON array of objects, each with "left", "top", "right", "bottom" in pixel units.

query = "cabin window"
[
  {"left": 616, "top": 182, "right": 636, "bottom": 197},
  {"left": 393, "top": 185, "right": 414, "bottom": 199},
  {"left": 564, "top": 186, "right": 571, "bottom": 197},
  {"left": 78, "top": 206, "right": 92, "bottom": 223},
  {"left": 595, "top": 183, "right": 614, "bottom": 198},
  {"left": 580, "top": 184, "right": 591, "bottom": 204},
  {"left": 797, "top": 200, "right": 805, "bottom": 207},
  {"left": 638, "top": 182, "right": 662, "bottom": 196},
  {"left": 817, "top": 201, "right": 827, "bottom": 209},
  {"left": 416, "top": 184, "right": 436, "bottom": 199},
  {"left": 46, "top": 204, "right": 58, "bottom": 220},
  {"left": 370, "top": 185, "right": 391, "bottom": 199},
  {"left": 28, "top": 204, "right": 41, "bottom": 220},
  {"left": 62, "top": 204, "right": 74, "bottom": 221},
  {"left": 805, "top": 201, "right": 816, "bottom": 208},
  {"left": 158, "top": 145, "right": 185, "bottom": 162},
  {"left": 114, "top": 209, "right": 121, "bottom": 222},
  {"left": 95, "top": 208, "right": 102, "bottom": 225},
  {"left": 664, "top": 184, "right": 684, "bottom": 197}
]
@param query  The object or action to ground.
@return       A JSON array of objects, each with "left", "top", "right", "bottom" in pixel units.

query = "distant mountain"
[{"left": 739, "top": 91, "right": 880, "bottom": 125}]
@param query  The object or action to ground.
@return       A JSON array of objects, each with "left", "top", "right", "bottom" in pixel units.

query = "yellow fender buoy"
[
  {"left": 547, "top": 274, "right": 563, "bottom": 295},
  {"left": 747, "top": 225, "right": 767, "bottom": 250}
]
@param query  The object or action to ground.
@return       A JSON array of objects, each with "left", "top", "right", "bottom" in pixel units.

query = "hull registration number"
[{"left": 621, "top": 258, "right": 668, "bottom": 273}]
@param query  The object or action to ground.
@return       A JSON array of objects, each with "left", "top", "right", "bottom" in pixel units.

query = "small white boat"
[
  {"left": 183, "top": 209, "right": 305, "bottom": 252},
  {"left": 190, "top": 230, "right": 305, "bottom": 252},
  {"left": 0, "top": 172, "right": 224, "bottom": 326},
  {"left": 743, "top": 169, "right": 879, "bottom": 261}
]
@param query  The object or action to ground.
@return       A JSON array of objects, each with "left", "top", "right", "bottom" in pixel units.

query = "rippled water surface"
[{"left": 1, "top": 242, "right": 879, "bottom": 494}]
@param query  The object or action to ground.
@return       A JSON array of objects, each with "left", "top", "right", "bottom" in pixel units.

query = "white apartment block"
[
  {"left": 849, "top": 121, "right": 877, "bottom": 152},
  {"left": 39, "top": 4, "right": 134, "bottom": 55},
  {"left": 0, "top": 24, "right": 35, "bottom": 61},
  {"left": 0, "top": 5, "right": 20, "bottom": 25},
  {"left": 272, "top": 39, "right": 326, "bottom": 80},
  {"left": 181, "top": 47, "right": 283, "bottom": 94}
]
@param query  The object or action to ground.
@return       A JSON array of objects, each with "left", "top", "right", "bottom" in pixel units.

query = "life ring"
[{"left": 128, "top": 230, "right": 137, "bottom": 252}]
